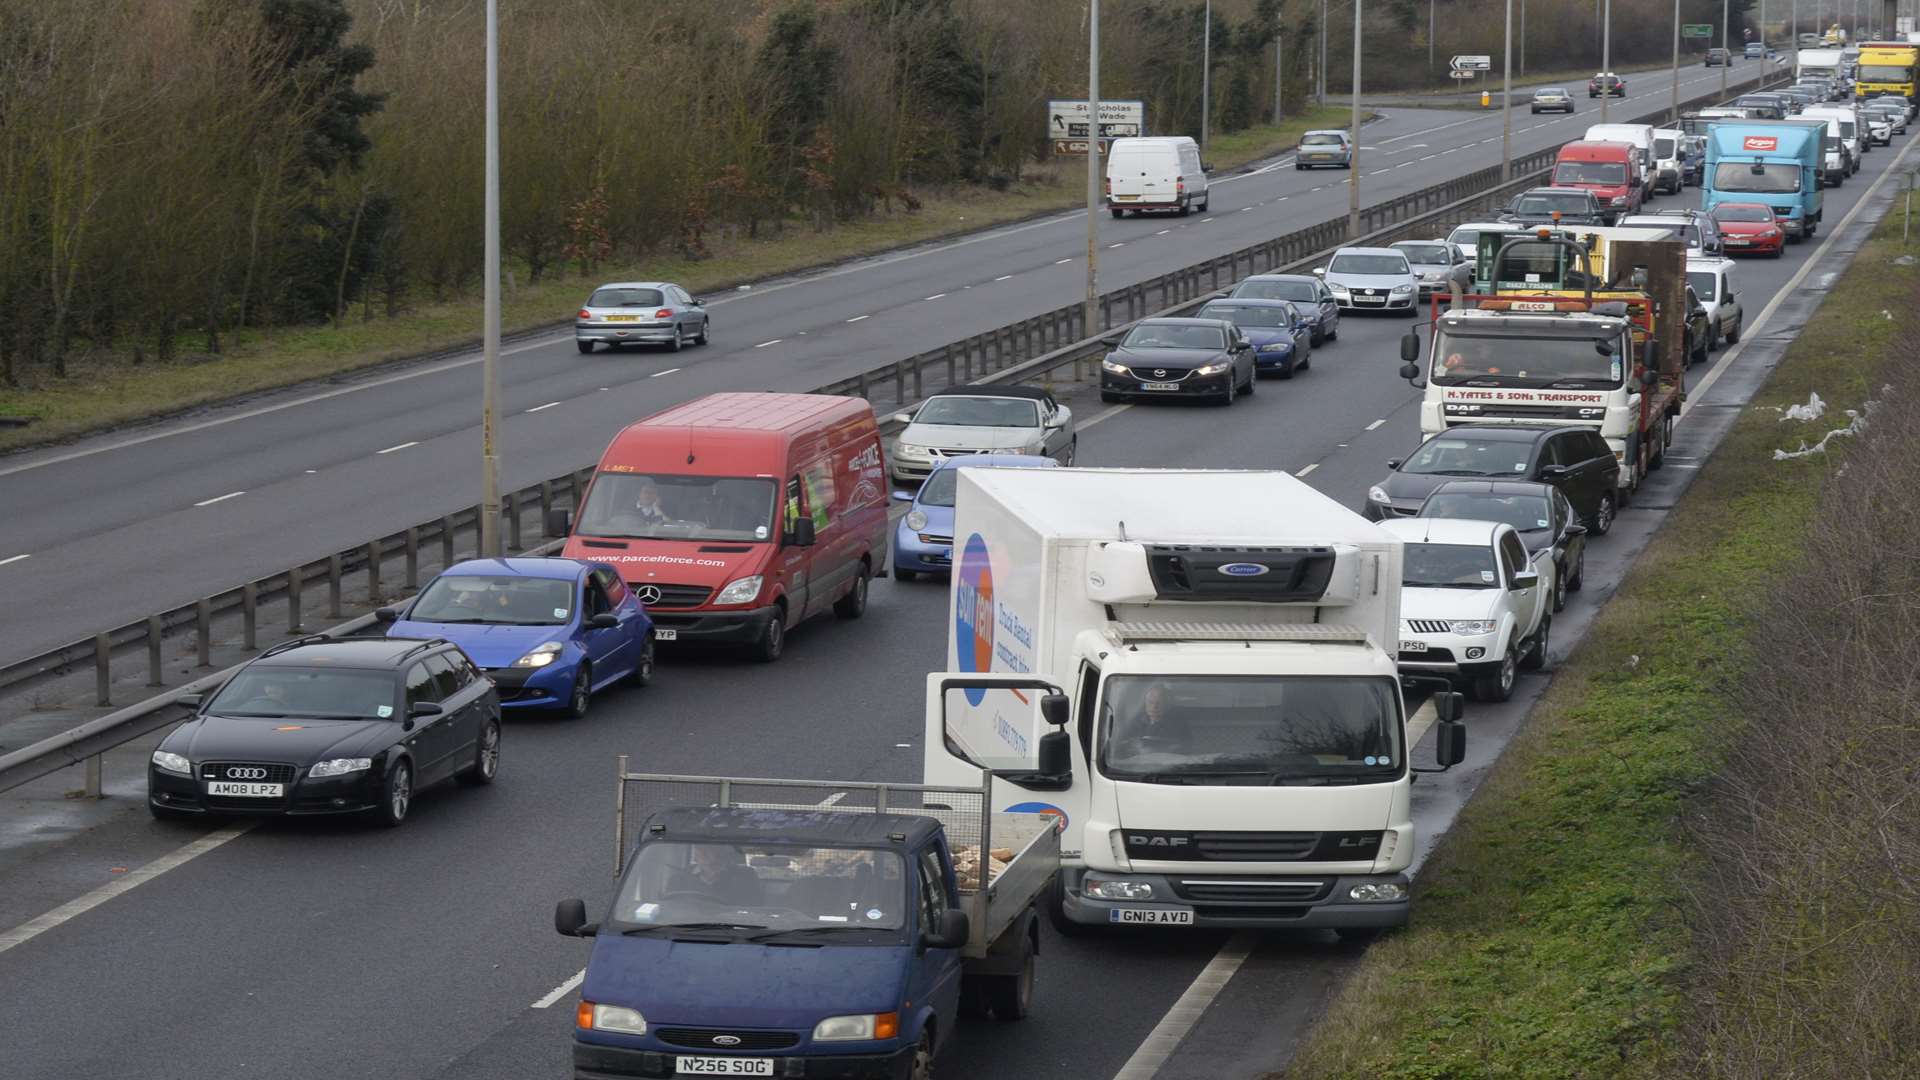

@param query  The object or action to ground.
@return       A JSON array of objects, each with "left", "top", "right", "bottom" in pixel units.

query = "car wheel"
[
  {"left": 987, "top": 940, "right": 1035, "bottom": 1020},
  {"left": 894, "top": 567, "right": 919, "bottom": 583},
  {"left": 668, "top": 326, "right": 684, "bottom": 352},
  {"left": 1061, "top": 438, "right": 1077, "bottom": 467},
  {"left": 1726, "top": 319, "right": 1741, "bottom": 344},
  {"left": 1218, "top": 374, "right": 1236, "bottom": 406},
  {"left": 627, "top": 635, "right": 655, "bottom": 687},
  {"left": 564, "top": 664, "right": 593, "bottom": 719},
  {"left": 376, "top": 759, "right": 412, "bottom": 828},
  {"left": 1198, "top": 197, "right": 1210, "bottom": 212},
  {"left": 1552, "top": 563, "right": 1568, "bottom": 613},
  {"left": 1473, "top": 644, "right": 1519, "bottom": 702},
  {"left": 1588, "top": 492, "right": 1616, "bottom": 536},
  {"left": 1325, "top": 322, "right": 1338, "bottom": 341},
  {"left": 1177, "top": 197, "right": 1192, "bottom": 217},
  {"left": 575, "top": 340, "right": 594, "bottom": 354},
  {"left": 695, "top": 319, "right": 709, "bottom": 345},
  {"left": 1522, "top": 613, "right": 1550, "bottom": 671},
  {"left": 1568, "top": 547, "right": 1585, "bottom": 592},
  {"left": 460, "top": 719, "right": 501, "bottom": 786},
  {"left": 1241, "top": 363, "right": 1256, "bottom": 394},
  {"left": 833, "top": 564, "right": 870, "bottom": 619},
  {"left": 1295, "top": 162, "right": 1305, "bottom": 170},
  {"left": 753, "top": 607, "right": 786, "bottom": 662},
  {"left": 907, "top": 1030, "right": 934, "bottom": 1080}
]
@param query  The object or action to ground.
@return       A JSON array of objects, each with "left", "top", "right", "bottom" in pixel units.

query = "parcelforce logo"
[
  {"left": 225, "top": 766, "right": 268, "bottom": 780},
  {"left": 1743, "top": 135, "right": 1779, "bottom": 151}
]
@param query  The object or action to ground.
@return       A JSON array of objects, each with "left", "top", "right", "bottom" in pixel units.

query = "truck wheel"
[
  {"left": 1110, "top": 207, "right": 1124, "bottom": 218},
  {"left": 988, "top": 942, "right": 1035, "bottom": 1020},
  {"left": 1521, "top": 614, "right": 1550, "bottom": 671},
  {"left": 1473, "top": 645, "right": 1518, "bottom": 703},
  {"left": 833, "top": 564, "right": 869, "bottom": 619},
  {"left": 959, "top": 978, "right": 990, "bottom": 1020},
  {"left": 908, "top": 1030, "right": 934, "bottom": 1080},
  {"left": 1587, "top": 492, "right": 1616, "bottom": 537},
  {"left": 752, "top": 608, "right": 785, "bottom": 663}
]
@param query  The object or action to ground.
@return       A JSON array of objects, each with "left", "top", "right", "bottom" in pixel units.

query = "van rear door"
[{"left": 1108, "top": 142, "right": 1176, "bottom": 205}]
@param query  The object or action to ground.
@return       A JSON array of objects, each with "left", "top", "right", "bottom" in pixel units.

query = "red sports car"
[{"left": 1710, "top": 201, "right": 1787, "bottom": 257}]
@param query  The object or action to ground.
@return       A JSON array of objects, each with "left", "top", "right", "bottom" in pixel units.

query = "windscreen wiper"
[
  {"left": 623, "top": 921, "right": 766, "bottom": 936},
  {"left": 745, "top": 925, "right": 868, "bottom": 942}
]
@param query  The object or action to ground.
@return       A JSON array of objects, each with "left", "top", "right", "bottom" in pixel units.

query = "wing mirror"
[
  {"left": 1040, "top": 692, "right": 1070, "bottom": 727},
  {"left": 555, "top": 898, "right": 598, "bottom": 937},
  {"left": 892, "top": 490, "right": 916, "bottom": 502},
  {"left": 1399, "top": 332, "right": 1421, "bottom": 363},
  {"left": 1387, "top": 458, "right": 1404, "bottom": 470},
  {"left": 1035, "top": 730, "right": 1072, "bottom": 779},
  {"left": 1311, "top": 267, "right": 1327, "bottom": 276},
  {"left": 588, "top": 612, "right": 619, "bottom": 629},
  {"left": 409, "top": 701, "right": 444, "bottom": 718},
  {"left": 1641, "top": 367, "right": 1659, "bottom": 389},
  {"left": 546, "top": 509, "right": 572, "bottom": 538},
  {"left": 891, "top": 412, "right": 914, "bottom": 425},
  {"left": 1538, "top": 464, "right": 1570, "bottom": 479},
  {"left": 1510, "top": 569, "right": 1541, "bottom": 591},
  {"left": 178, "top": 693, "right": 204, "bottom": 710},
  {"left": 1101, "top": 335, "right": 1124, "bottom": 348},
  {"left": 374, "top": 606, "right": 401, "bottom": 624},
  {"left": 788, "top": 517, "right": 817, "bottom": 547},
  {"left": 1435, "top": 715, "right": 1468, "bottom": 768},
  {"left": 924, "top": 908, "right": 970, "bottom": 950}
]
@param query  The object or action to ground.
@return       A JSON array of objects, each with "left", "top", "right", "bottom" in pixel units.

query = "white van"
[
  {"left": 1583, "top": 123, "right": 1659, "bottom": 195},
  {"left": 1106, "top": 136, "right": 1210, "bottom": 218}
]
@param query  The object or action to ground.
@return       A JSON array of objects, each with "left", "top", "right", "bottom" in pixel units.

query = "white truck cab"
[{"left": 922, "top": 468, "right": 1466, "bottom": 937}]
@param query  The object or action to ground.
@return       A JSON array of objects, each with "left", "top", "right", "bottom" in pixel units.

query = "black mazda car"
[
  {"left": 1414, "top": 479, "right": 1588, "bottom": 613},
  {"left": 147, "top": 635, "right": 501, "bottom": 827},
  {"left": 1100, "top": 317, "right": 1258, "bottom": 405}
]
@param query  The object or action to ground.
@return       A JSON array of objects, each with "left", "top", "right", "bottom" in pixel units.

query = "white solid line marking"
[
  {"left": 755, "top": 339, "right": 782, "bottom": 348},
  {"left": 375, "top": 441, "right": 417, "bottom": 455},
  {"left": 994, "top": 274, "right": 1014, "bottom": 281},
  {"left": 193, "top": 491, "right": 246, "bottom": 506},
  {"left": 1295, "top": 463, "right": 1320, "bottom": 477},
  {"left": 1366, "top": 419, "right": 1387, "bottom": 430},
  {"left": 532, "top": 969, "right": 586, "bottom": 1009},
  {"left": 0, "top": 553, "right": 29, "bottom": 567},
  {"left": 923, "top": 294, "right": 946, "bottom": 301},
  {"left": 0, "top": 825, "right": 253, "bottom": 956},
  {"left": 525, "top": 401, "right": 561, "bottom": 413},
  {"left": 1110, "top": 933, "right": 1256, "bottom": 1080},
  {"left": 1240, "top": 206, "right": 1256, "bottom": 211},
  {"left": 846, "top": 314, "right": 870, "bottom": 323}
]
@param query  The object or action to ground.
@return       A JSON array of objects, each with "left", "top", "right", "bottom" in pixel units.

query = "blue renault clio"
[
  {"left": 379, "top": 558, "right": 653, "bottom": 718},
  {"left": 891, "top": 455, "right": 1059, "bottom": 581}
]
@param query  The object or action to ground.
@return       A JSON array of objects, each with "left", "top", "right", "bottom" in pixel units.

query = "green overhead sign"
[{"left": 1682, "top": 23, "right": 1713, "bottom": 37}]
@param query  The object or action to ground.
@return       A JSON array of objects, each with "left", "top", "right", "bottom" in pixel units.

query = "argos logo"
[
  {"left": 1743, "top": 135, "right": 1779, "bottom": 151},
  {"left": 954, "top": 535, "right": 995, "bottom": 705}
]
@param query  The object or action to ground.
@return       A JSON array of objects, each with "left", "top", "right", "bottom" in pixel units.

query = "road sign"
[
  {"left": 1051, "top": 138, "right": 1114, "bottom": 156},
  {"left": 1450, "top": 54, "right": 1492, "bottom": 71},
  {"left": 1682, "top": 23, "right": 1712, "bottom": 38},
  {"left": 1047, "top": 100, "right": 1145, "bottom": 145},
  {"left": 1449, "top": 70, "right": 1477, "bottom": 79}
]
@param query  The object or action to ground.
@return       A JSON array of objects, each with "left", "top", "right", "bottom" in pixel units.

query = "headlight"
[
  {"left": 714, "top": 575, "right": 764, "bottom": 605},
  {"left": 1367, "top": 485, "right": 1392, "bottom": 505},
  {"left": 511, "top": 641, "right": 565, "bottom": 668},
  {"left": 1610, "top": 195, "right": 1628, "bottom": 206},
  {"left": 1329, "top": 284, "right": 1351, "bottom": 296},
  {"left": 1258, "top": 341, "right": 1291, "bottom": 352},
  {"left": 580, "top": 1003, "right": 647, "bottom": 1035},
  {"left": 1391, "top": 284, "right": 1414, "bottom": 294},
  {"left": 1103, "top": 359, "right": 1129, "bottom": 374},
  {"left": 904, "top": 510, "right": 928, "bottom": 531},
  {"left": 812, "top": 1012, "right": 899, "bottom": 1041},
  {"left": 151, "top": 750, "right": 191, "bottom": 775},
  {"left": 1195, "top": 361, "right": 1232, "bottom": 375},
  {"left": 1348, "top": 882, "right": 1408, "bottom": 902},
  {"left": 895, "top": 442, "right": 927, "bottom": 458},
  {"left": 1449, "top": 620, "right": 1499, "bottom": 635},
  {"left": 309, "top": 757, "right": 373, "bottom": 778},
  {"left": 1086, "top": 879, "right": 1156, "bottom": 900}
]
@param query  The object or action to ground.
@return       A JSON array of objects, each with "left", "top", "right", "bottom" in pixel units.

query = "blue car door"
[
  {"left": 579, "top": 571, "right": 626, "bottom": 686},
  {"left": 590, "top": 566, "right": 645, "bottom": 678},
  {"left": 911, "top": 844, "right": 965, "bottom": 1039}
]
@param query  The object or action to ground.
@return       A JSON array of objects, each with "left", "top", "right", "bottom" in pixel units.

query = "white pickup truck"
[{"left": 1376, "top": 518, "right": 1553, "bottom": 702}]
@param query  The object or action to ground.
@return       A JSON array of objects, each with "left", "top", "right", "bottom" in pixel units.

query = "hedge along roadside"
[
  {"left": 1277, "top": 182, "right": 1920, "bottom": 1078},
  {"left": 0, "top": 68, "right": 1788, "bottom": 785}
]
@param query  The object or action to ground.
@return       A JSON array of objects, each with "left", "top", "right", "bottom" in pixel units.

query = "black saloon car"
[
  {"left": 1100, "top": 317, "right": 1258, "bottom": 404},
  {"left": 148, "top": 636, "right": 501, "bottom": 827},
  {"left": 1415, "top": 479, "right": 1588, "bottom": 612},
  {"left": 1364, "top": 424, "right": 1623, "bottom": 535}
]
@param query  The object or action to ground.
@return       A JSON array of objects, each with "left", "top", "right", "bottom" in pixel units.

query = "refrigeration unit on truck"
[
  {"left": 1403, "top": 229, "right": 1689, "bottom": 500},
  {"left": 921, "top": 467, "right": 1467, "bottom": 940}
]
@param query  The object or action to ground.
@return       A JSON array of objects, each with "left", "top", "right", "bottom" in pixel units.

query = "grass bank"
[
  {"left": 0, "top": 107, "right": 1356, "bottom": 455},
  {"left": 1280, "top": 211, "right": 1920, "bottom": 1078}
]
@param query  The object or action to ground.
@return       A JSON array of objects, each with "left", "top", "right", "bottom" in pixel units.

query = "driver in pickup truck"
[{"left": 668, "top": 845, "right": 764, "bottom": 907}]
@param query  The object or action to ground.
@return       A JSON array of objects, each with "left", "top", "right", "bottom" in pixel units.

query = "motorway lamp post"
[
  {"left": 1086, "top": 0, "right": 1100, "bottom": 342},
  {"left": 1201, "top": 0, "right": 1212, "bottom": 156},
  {"left": 1275, "top": 33, "right": 1285, "bottom": 124},
  {"left": 479, "top": 0, "right": 502, "bottom": 558},
  {"left": 1430, "top": 0, "right": 1436, "bottom": 82},
  {"left": 1723, "top": 0, "right": 1731, "bottom": 99},
  {"left": 1503, "top": 0, "right": 1514, "bottom": 182},
  {"left": 1320, "top": 0, "right": 1329, "bottom": 104},
  {"left": 1350, "top": 0, "right": 1363, "bottom": 238},
  {"left": 1602, "top": 0, "right": 1613, "bottom": 122},
  {"left": 1671, "top": 0, "right": 1682, "bottom": 124}
]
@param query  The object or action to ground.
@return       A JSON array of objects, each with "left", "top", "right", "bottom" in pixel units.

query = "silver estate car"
[
  {"left": 1531, "top": 87, "right": 1576, "bottom": 114},
  {"left": 574, "top": 281, "right": 709, "bottom": 353},
  {"left": 1295, "top": 130, "right": 1354, "bottom": 169}
]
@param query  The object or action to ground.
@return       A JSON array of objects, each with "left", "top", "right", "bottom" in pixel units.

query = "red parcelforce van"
[
  {"left": 556, "top": 393, "right": 890, "bottom": 661},
  {"left": 1551, "top": 141, "right": 1644, "bottom": 223}
]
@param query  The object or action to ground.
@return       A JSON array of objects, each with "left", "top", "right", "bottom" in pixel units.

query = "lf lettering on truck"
[{"left": 921, "top": 467, "right": 1467, "bottom": 938}]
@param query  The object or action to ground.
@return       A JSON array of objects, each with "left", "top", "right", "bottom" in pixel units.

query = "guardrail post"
[
  {"left": 405, "top": 527, "right": 420, "bottom": 587},
  {"left": 196, "top": 598, "right": 212, "bottom": 667},
  {"left": 944, "top": 344, "right": 955, "bottom": 386},
  {"left": 366, "top": 541, "right": 383, "bottom": 604},
  {"left": 95, "top": 633, "right": 111, "bottom": 706},
  {"left": 506, "top": 491, "right": 523, "bottom": 551},
  {"left": 894, "top": 358, "right": 906, "bottom": 402},
  {"left": 539, "top": 481, "right": 555, "bottom": 538},
  {"left": 288, "top": 567, "right": 305, "bottom": 632},
  {"left": 147, "top": 616, "right": 164, "bottom": 686},
  {"left": 1099, "top": 295, "right": 1111, "bottom": 333},
  {"left": 328, "top": 553, "right": 344, "bottom": 619},
  {"left": 82, "top": 753, "right": 102, "bottom": 799},
  {"left": 440, "top": 515, "right": 456, "bottom": 568},
  {"left": 855, "top": 370, "right": 868, "bottom": 400},
  {"left": 242, "top": 582, "right": 258, "bottom": 651}
]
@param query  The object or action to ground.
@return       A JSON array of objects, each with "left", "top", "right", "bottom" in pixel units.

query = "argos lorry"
[
  {"left": 1702, "top": 120, "right": 1827, "bottom": 238},
  {"left": 921, "top": 467, "right": 1466, "bottom": 937}
]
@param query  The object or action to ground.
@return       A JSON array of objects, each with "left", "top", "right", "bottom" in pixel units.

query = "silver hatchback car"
[
  {"left": 575, "top": 281, "right": 709, "bottom": 353},
  {"left": 1295, "top": 130, "right": 1354, "bottom": 169}
]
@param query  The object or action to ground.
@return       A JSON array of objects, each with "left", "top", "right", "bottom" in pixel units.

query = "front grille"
[
  {"left": 640, "top": 583, "right": 713, "bottom": 609},
  {"left": 201, "top": 762, "right": 297, "bottom": 784},
  {"left": 1171, "top": 879, "right": 1333, "bottom": 904},
  {"left": 921, "top": 534, "right": 954, "bottom": 546},
  {"left": 1445, "top": 403, "right": 1596, "bottom": 420},
  {"left": 1404, "top": 646, "right": 1458, "bottom": 663},
  {"left": 930, "top": 447, "right": 989, "bottom": 458},
  {"left": 1137, "top": 368, "right": 1195, "bottom": 381},
  {"left": 1192, "top": 831, "right": 1320, "bottom": 861},
  {"left": 656, "top": 1028, "right": 799, "bottom": 1051},
  {"left": 1405, "top": 620, "right": 1452, "bottom": 635}
]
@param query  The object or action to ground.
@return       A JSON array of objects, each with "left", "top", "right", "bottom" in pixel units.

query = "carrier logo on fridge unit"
[{"left": 1217, "top": 562, "right": 1271, "bottom": 577}]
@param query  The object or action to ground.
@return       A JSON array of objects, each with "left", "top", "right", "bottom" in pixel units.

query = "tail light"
[
  {"left": 655, "top": 309, "right": 673, "bottom": 318},
  {"left": 1103, "top": 176, "right": 1111, "bottom": 197},
  {"left": 577, "top": 309, "right": 592, "bottom": 320},
  {"left": 1176, "top": 180, "right": 1185, "bottom": 193}
]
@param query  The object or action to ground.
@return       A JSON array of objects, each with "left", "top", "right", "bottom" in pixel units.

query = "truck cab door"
[{"left": 913, "top": 846, "right": 964, "bottom": 1036}]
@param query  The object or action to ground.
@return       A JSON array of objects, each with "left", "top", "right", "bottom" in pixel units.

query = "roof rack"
[
  {"left": 259, "top": 634, "right": 336, "bottom": 658},
  {"left": 1103, "top": 622, "right": 1372, "bottom": 645},
  {"left": 391, "top": 637, "right": 450, "bottom": 661}
]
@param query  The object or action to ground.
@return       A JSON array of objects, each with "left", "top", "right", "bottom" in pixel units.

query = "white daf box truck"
[{"left": 921, "top": 468, "right": 1466, "bottom": 939}]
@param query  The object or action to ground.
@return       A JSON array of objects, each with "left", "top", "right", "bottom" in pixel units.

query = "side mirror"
[
  {"left": 1641, "top": 367, "right": 1658, "bottom": 389},
  {"left": 1100, "top": 335, "right": 1124, "bottom": 348},
  {"left": 789, "top": 517, "right": 817, "bottom": 547},
  {"left": 1201, "top": 161, "right": 1215, "bottom": 172},
  {"left": 1045, "top": 414, "right": 1066, "bottom": 429},
  {"left": 892, "top": 490, "right": 916, "bottom": 502},
  {"left": 1386, "top": 458, "right": 1403, "bottom": 470},
  {"left": 1400, "top": 361, "right": 1420, "bottom": 381},
  {"left": 1538, "top": 464, "right": 1569, "bottom": 479},
  {"left": 1435, "top": 718, "right": 1467, "bottom": 768},
  {"left": 691, "top": 297, "right": 705, "bottom": 306},
  {"left": 409, "top": 701, "right": 444, "bottom": 718},
  {"left": 555, "top": 898, "right": 597, "bottom": 937},
  {"left": 1040, "top": 692, "right": 1069, "bottom": 727},
  {"left": 1399, "top": 332, "right": 1421, "bottom": 363},
  {"left": 891, "top": 412, "right": 913, "bottom": 425},
  {"left": 925, "top": 907, "right": 970, "bottom": 950},
  {"left": 1311, "top": 267, "right": 1327, "bottom": 276},
  {"left": 1435, "top": 690, "right": 1465, "bottom": 724},
  {"left": 178, "top": 693, "right": 204, "bottom": 710},
  {"left": 546, "top": 509, "right": 572, "bottom": 538},
  {"left": 588, "top": 612, "right": 619, "bottom": 629},
  {"left": 1510, "top": 569, "right": 1540, "bottom": 591},
  {"left": 374, "top": 606, "right": 401, "bottom": 624},
  {"left": 1036, "top": 730, "right": 1072, "bottom": 778}
]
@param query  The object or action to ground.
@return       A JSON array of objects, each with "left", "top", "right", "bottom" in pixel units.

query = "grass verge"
[
  {"left": 0, "top": 107, "right": 1358, "bottom": 454},
  {"left": 1279, "top": 210, "right": 1920, "bottom": 1078}
]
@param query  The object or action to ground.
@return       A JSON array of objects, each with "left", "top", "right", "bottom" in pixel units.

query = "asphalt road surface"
[
  {"left": 2, "top": 109, "right": 1912, "bottom": 1079},
  {"left": 0, "top": 64, "right": 1774, "bottom": 667}
]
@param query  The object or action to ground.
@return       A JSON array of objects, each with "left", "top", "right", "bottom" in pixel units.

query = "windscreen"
[
  {"left": 1860, "top": 64, "right": 1915, "bottom": 82},
  {"left": 1395, "top": 244, "right": 1452, "bottom": 266},
  {"left": 1301, "top": 133, "right": 1346, "bottom": 146},
  {"left": 1399, "top": 434, "right": 1538, "bottom": 477},
  {"left": 1197, "top": 302, "right": 1297, "bottom": 328},
  {"left": 1512, "top": 193, "right": 1594, "bottom": 215},
  {"left": 612, "top": 841, "right": 908, "bottom": 934},
  {"left": 208, "top": 668, "right": 396, "bottom": 719},
  {"left": 588, "top": 287, "right": 665, "bottom": 308},
  {"left": 1420, "top": 492, "right": 1554, "bottom": 533},
  {"left": 1329, "top": 253, "right": 1410, "bottom": 275},
  {"left": 409, "top": 575, "right": 574, "bottom": 626},
  {"left": 1553, "top": 161, "right": 1627, "bottom": 184},
  {"left": 915, "top": 396, "right": 1040, "bottom": 427},
  {"left": 1122, "top": 324, "right": 1226, "bottom": 349},
  {"left": 1686, "top": 271, "right": 1717, "bottom": 302},
  {"left": 1837, "top": 121, "right": 1856, "bottom": 139},
  {"left": 1654, "top": 137, "right": 1678, "bottom": 159},
  {"left": 577, "top": 474, "right": 777, "bottom": 542},
  {"left": 917, "top": 467, "right": 960, "bottom": 507},
  {"left": 1712, "top": 203, "right": 1775, "bottom": 222},
  {"left": 1231, "top": 279, "right": 1317, "bottom": 302},
  {"left": 1431, "top": 330, "right": 1622, "bottom": 388},
  {"left": 1098, "top": 675, "right": 1403, "bottom": 784},
  {"left": 1712, "top": 162, "right": 1801, "bottom": 193},
  {"left": 1403, "top": 542, "right": 1502, "bottom": 588}
]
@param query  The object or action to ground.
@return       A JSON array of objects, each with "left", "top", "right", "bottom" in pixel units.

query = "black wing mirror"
[
  {"left": 409, "top": 701, "right": 444, "bottom": 718},
  {"left": 588, "top": 612, "right": 619, "bottom": 629},
  {"left": 555, "top": 898, "right": 598, "bottom": 937},
  {"left": 1035, "top": 730, "right": 1072, "bottom": 779},
  {"left": 374, "top": 606, "right": 401, "bottom": 624},
  {"left": 788, "top": 517, "right": 817, "bottom": 547},
  {"left": 1641, "top": 367, "right": 1659, "bottom": 389},
  {"left": 1040, "top": 692, "right": 1069, "bottom": 727},
  {"left": 1399, "top": 332, "right": 1421, "bottom": 363},
  {"left": 925, "top": 908, "right": 970, "bottom": 950}
]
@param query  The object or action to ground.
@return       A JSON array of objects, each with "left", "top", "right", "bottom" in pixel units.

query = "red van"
[
  {"left": 1551, "top": 141, "right": 1644, "bottom": 223},
  {"left": 555, "top": 393, "right": 890, "bottom": 661}
]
